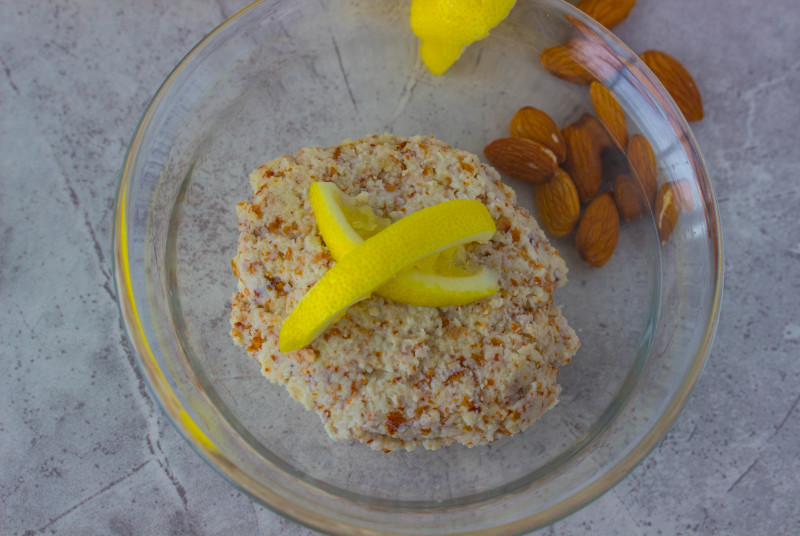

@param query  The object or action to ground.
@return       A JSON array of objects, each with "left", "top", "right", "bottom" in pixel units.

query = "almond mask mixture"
[{"left": 230, "top": 134, "right": 579, "bottom": 452}]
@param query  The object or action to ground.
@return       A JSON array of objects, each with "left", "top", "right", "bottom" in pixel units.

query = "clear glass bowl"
[{"left": 113, "top": 0, "right": 722, "bottom": 533}]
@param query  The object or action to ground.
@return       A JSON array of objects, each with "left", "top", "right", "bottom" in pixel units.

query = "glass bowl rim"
[{"left": 112, "top": 0, "right": 724, "bottom": 533}]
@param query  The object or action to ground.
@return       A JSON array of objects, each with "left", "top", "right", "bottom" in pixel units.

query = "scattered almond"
[
  {"left": 484, "top": 137, "right": 558, "bottom": 183},
  {"left": 577, "top": 113, "right": 614, "bottom": 152},
  {"left": 655, "top": 182, "right": 682, "bottom": 244},
  {"left": 562, "top": 124, "right": 601, "bottom": 203},
  {"left": 540, "top": 39, "right": 595, "bottom": 85},
  {"left": 640, "top": 50, "right": 704, "bottom": 122},
  {"left": 575, "top": 0, "right": 637, "bottom": 30},
  {"left": 494, "top": 4, "right": 704, "bottom": 267},
  {"left": 613, "top": 174, "right": 643, "bottom": 221},
  {"left": 562, "top": 114, "right": 612, "bottom": 203},
  {"left": 534, "top": 168, "right": 581, "bottom": 237},
  {"left": 626, "top": 134, "right": 657, "bottom": 207},
  {"left": 590, "top": 81, "right": 628, "bottom": 150},
  {"left": 575, "top": 192, "right": 620, "bottom": 267},
  {"left": 562, "top": 20, "right": 625, "bottom": 83},
  {"left": 510, "top": 107, "right": 567, "bottom": 162},
  {"left": 670, "top": 178, "right": 694, "bottom": 211},
  {"left": 655, "top": 179, "right": 694, "bottom": 244}
]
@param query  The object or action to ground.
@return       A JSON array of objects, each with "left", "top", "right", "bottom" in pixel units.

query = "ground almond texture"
[{"left": 230, "top": 133, "right": 579, "bottom": 452}]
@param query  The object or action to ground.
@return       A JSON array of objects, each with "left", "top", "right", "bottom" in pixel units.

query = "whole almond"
[
  {"left": 576, "top": 0, "right": 637, "bottom": 30},
  {"left": 510, "top": 107, "right": 567, "bottom": 162},
  {"left": 613, "top": 174, "right": 643, "bottom": 221},
  {"left": 561, "top": 24, "right": 624, "bottom": 83},
  {"left": 655, "top": 182, "right": 681, "bottom": 244},
  {"left": 562, "top": 124, "right": 601, "bottom": 203},
  {"left": 626, "top": 134, "right": 657, "bottom": 207},
  {"left": 640, "top": 50, "right": 704, "bottom": 122},
  {"left": 484, "top": 137, "right": 558, "bottom": 183},
  {"left": 562, "top": 114, "right": 612, "bottom": 203},
  {"left": 575, "top": 192, "right": 620, "bottom": 267},
  {"left": 590, "top": 81, "right": 628, "bottom": 150},
  {"left": 534, "top": 168, "right": 581, "bottom": 237},
  {"left": 540, "top": 39, "right": 595, "bottom": 85},
  {"left": 671, "top": 178, "right": 694, "bottom": 211},
  {"left": 578, "top": 113, "right": 614, "bottom": 152}
]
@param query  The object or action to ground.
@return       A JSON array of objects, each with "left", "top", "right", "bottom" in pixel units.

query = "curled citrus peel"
[
  {"left": 279, "top": 183, "right": 498, "bottom": 352},
  {"left": 310, "top": 181, "right": 499, "bottom": 307}
]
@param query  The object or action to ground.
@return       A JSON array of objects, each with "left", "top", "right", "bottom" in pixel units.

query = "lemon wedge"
[
  {"left": 310, "top": 181, "right": 499, "bottom": 307},
  {"left": 279, "top": 196, "right": 497, "bottom": 352},
  {"left": 410, "top": 0, "right": 517, "bottom": 75}
]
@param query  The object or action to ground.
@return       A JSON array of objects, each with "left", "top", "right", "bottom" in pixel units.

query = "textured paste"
[{"left": 230, "top": 134, "right": 579, "bottom": 452}]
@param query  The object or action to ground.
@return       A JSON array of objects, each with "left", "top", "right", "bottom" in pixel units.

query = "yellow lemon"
[
  {"left": 280, "top": 195, "right": 497, "bottom": 352},
  {"left": 310, "top": 181, "right": 499, "bottom": 307},
  {"left": 309, "top": 181, "right": 391, "bottom": 260},
  {"left": 410, "top": 0, "right": 517, "bottom": 75}
]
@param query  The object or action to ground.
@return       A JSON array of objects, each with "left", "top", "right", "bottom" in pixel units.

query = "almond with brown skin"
[
  {"left": 540, "top": 39, "right": 595, "bottom": 85},
  {"left": 562, "top": 114, "right": 612, "bottom": 203},
  {"left": 640, "top": 50, "right": 704, "bottom": 122},
  {"left": 626, "top": 134, "right": 657, "bottom": 207},
  {"left": 561, "top": 22, "right": 624, "bottom": 83},
  {"left": 576, "top": 0, "right": 637, "bottom": 30},
  {"left": 655, "top": 182, "right": 681, "bottom": 244},
  {"left": 534, "top": 168, "right": 581, "bottom": 237},
  {"left": 613, "top": 174, "right": 643, "bottom": 221},
  {"left": 671, "top": 178, "right": 694, "bottom": 211},
  {"left": 575, "top": 192, "right": 620, "bottom": 267},
  {"left": 562, "top": 124, "right": 601, "bottom": 203},
  {"left": 510, "top": 107, "right": 567, "bottom": 162},
  {"left": 590, "top": 81, "right": 628, "bottom": 150},
  {"left": 484, "top": 137, "right": 558, "bottom": 183},
  {"left": 576, "top": 113, "right": 614, "bottom": 152}
]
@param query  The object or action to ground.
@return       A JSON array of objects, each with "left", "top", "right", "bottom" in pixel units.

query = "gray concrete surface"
[{"left": 2, "top": 0, "right": 799, "bottom": 534}]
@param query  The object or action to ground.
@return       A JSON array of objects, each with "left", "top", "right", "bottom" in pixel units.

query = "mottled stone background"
[{"left": 1, "top": 0, "right": 798, "bottom": 534}]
